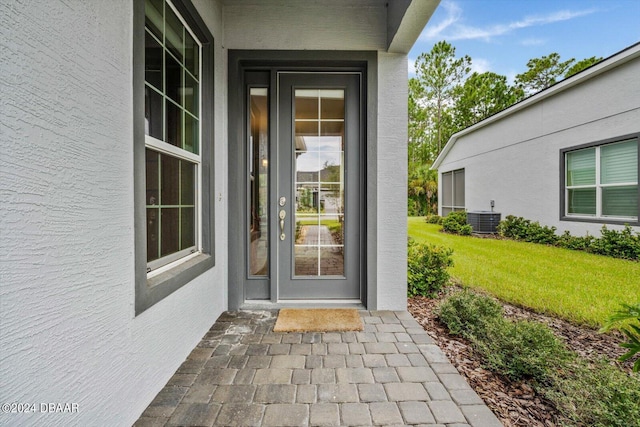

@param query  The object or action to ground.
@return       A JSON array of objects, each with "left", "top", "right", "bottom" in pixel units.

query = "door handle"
[{"left": 279, "top": 209, "right": 286, "bottom": 241}]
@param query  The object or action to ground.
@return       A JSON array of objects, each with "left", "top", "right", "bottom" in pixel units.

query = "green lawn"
[
  {"left": 296, "top": 218, "right": 341, "bottom": 226},
  {"left": 408, "top": 217, "right": 640, "bottom": 328}
]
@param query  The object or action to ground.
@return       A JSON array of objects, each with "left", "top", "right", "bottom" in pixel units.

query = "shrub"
[
  {"left": 438, "top": 291, "right": 569, "bottom": 382},
  {"left": 588, "top": 225, "right": 640, "bottom": 261},
  {"left": 425, "top": 214, "right": 443, "bottom": 224},
  {"left": 498, "top": 216, "right": 640, "bottom": 261},
  {"left": 601, "top": 302, "right": 640, "bottom": 373},
  {"left": 496, "top": 215, "right": 530, "bottom": 239},
  {"left": 437, "top": 291, "right": 640, "bottom": 424},
  {"left": 473, "top": 319, "right": 571, "bottom": 382},
  {"left": 557, "top": 230, "right": 594, "bottom": 251},
  {"left": 436, "top": 290, "right": 503, "bottom": 339},
  {"left": 407, "top": 239, "right": 454, "bottom": 297},
  {"left": 497, "top": 215, "right": 558, "bottom": 244},
  {"left": 442, "top": 211, "right": 472, "bottom": 235},
  {"left": 545, "top": 358, "right": 640, "bottom": 426},
  {"left": 524, "top": 221, "right": 558, "bottom": 245}
]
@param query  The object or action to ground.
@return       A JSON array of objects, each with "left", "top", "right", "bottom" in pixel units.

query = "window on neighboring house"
[
  {"left": 135, "top": 0, "right": 214, "bottom": 314},
  {"left": 563, "top": 136, "right": 638, "bottom": 222},
  {"left": 441, "top": 169, "right": 465, "bottom": 215}
]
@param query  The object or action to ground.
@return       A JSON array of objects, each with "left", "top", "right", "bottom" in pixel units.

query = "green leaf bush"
[
  {"left": 601, "top": 303, "right": 640, "bottom": 373},
  {"left": 435, "top": 290, "right": 502, "bottom": 339},
  {"left": 474, "top": 319, "right": 571, "bottom": 382},
  {"left": 496, "top": 215, "right": 558, "bottom": 244},
  {"left": 544, "top": 358, "right": 640, "bottom": 427},
  {"left": 424, "top": 214, "right": 443, "bottom": 224},
  {"left": 441, "top": 211, "right": 472, "bottom": 235},
  {"left": 407, "top": 239, "right": 453, "bottom": 297},
  {"left": 497, "top": 215, "right": 640, "bottom": 261},
  {"left": 437, "top": 290, "right": 640, "bottom": 425},
  {"left": 589, "top": 226, "right": 640, "bottom": 260},
  {"left": 437, "top": 291, "right": 568, "bottom": 382}
]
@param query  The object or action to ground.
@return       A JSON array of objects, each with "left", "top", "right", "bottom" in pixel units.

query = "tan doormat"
[{"left": 273, "top": 308, "right": 364, "bottom": 333}]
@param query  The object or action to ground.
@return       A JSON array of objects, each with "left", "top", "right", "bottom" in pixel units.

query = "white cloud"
[
  {"left": 520, "top": 38, "right": 546, "bottom": 46},
  {"left": 421, "top": 1, "right": 462, "bottom": 40},
  {"left": 408, "top": 58, "right": 416, "bottom": 76},
  {"left": 505, "top": 70, "right": 518, "bottom": 86},
  {"left": 470, "top": 58, "right": 491, "bottom": 74},
  {"left": 421, "top": 1, "right": 596, "bottom": 42}
]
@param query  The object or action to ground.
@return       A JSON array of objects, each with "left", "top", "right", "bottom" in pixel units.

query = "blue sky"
[{"left": 409, "top": 0, "right": 640, "bottom": 83}]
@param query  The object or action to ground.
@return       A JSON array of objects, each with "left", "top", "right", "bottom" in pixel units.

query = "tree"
[
  {"left": 565, "top": 56, "right": 602, "bottom": 78},
  {"left": 413, "top": 41, "right": 471, "bottom": 154},
  {"left": 515, "top": 53, "right": 574, "bottom": 95},
  {"left": 408, "top": 77, "right": 430, "bottom": 165},
  {"left": 453, "top": 71, "right": 524, "bottom": 129},
  {"left": 408, "top": 164, "right": 438, "bottom": 216}
]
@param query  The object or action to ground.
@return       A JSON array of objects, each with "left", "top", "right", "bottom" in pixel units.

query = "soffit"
[{"left": 221, "top": 0, "right": 438, "bottom": 53}]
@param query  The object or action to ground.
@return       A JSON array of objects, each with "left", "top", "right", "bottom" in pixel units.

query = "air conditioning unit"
[{"left": 467, "top": 211, "right": 501, "bottom": 234}]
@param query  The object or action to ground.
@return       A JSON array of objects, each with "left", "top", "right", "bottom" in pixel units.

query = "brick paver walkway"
[{"left": 134, "top": 310, "right": 502, "bottom": 426}]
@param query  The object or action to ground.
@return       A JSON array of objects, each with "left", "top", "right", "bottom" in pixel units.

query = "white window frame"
[
  {"left": 565, "top": 139, "right": 638, "bottom": 221},
  {"left": 145, "top": 0, "right": 204, "bottom": 275}
]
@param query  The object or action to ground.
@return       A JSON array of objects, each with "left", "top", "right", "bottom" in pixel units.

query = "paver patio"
[{"left": 134, "top": 310, "right": 502, "bottom": 426}]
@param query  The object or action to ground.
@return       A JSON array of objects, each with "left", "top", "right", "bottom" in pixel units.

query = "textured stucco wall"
[
  {"left": 438, "top": 57, "right": 640, "bottom": 236},
  {"left": 223, "top": 0, "right": 386, "bottom": 50},
  {"left": 0, "top": 1, "right": 228, "bottom": 425},
  {"left": 375, "top": 53, "right": 409, "bottom": 310}
]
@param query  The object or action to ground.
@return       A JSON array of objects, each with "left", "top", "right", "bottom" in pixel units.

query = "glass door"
[{"left": 277, "top": 73, "right": 361, "bottom": 299}]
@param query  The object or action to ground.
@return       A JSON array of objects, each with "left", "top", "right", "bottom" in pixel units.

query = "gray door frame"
[{"left": 228, "top": 51, "right": 375, "bottom": 309}]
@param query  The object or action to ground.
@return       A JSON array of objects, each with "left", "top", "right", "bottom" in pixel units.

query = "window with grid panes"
[
  {"left": 564, "top": 137, "right": 638, "bottom": 221},
  {"left": 145, "top": 0, "right": 201, "bottom": 271}
]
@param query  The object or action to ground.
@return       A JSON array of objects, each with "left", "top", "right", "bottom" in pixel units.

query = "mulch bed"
[{"left": 408, "top": 287, "right": 633, "bottom": 427}]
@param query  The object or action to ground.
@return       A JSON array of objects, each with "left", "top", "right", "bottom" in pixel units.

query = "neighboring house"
[
  {"left": 433, "top": 42, "right": 640, "bottom": 236},
  {"left": 0, "top": 0, "right": 440, "bottom": 425}
]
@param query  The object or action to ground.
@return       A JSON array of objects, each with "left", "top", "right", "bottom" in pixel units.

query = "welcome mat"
[{"left": 273, "top": 308, "right": 364, "bottom": 333}]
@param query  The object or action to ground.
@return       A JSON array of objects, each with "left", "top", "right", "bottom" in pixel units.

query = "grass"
[
  {"left": 296, "top": 218, "right": 341, "bottom": 226},
  {"left": 408, "top": 217, "right": 640, "bottom": 328}
]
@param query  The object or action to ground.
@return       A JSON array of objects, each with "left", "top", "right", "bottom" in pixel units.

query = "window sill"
[{"left": 136, "top": 253, "right": 214, "bottom": 315}]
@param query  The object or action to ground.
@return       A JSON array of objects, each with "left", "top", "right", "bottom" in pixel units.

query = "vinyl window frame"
[
  {"left": 441, "top": 168, "right": 465, "bottom": 216},
  {"left": 560, "top": 133, "right": 639, "bottom": 226},
  {"left": 134, "top": 0, "right": 215, "bottom": 315}
]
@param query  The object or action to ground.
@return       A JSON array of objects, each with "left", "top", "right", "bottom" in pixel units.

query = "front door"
[
  {"left": 244, "top": 70, "right": 362, "bottom": 302},
  {"left": 277, "top": 73, "right": 361, "bottom": 299}
]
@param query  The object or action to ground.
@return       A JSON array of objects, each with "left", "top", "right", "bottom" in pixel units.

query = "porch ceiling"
[{"left": 221, "top": 0, "right": 439, "bottom": 54}]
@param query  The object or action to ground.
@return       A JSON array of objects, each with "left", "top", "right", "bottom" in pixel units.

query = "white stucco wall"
[
  {"left": 0, "top": 1, "right": 228, "bottom": 425},
  {"left": 375, "top": 53, "right": 409, "bottom": 310},
  {"left": 438, "top": 55, "right": 640, "bottom": 236},
  {"left": 223, "top": 0, "right": 386, "bottom": 51}
]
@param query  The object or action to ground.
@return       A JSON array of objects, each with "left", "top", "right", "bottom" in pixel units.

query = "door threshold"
[{"left": 239, "top": 300, "right": 366, "bottom": 310}]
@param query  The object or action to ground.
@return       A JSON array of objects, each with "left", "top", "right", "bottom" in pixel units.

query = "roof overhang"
[
  {"left": 387, "top": 0, "right": 440, "bottom": 54},
  {"left": 431, "top": 41, "right": 640, "bottom": 170}
]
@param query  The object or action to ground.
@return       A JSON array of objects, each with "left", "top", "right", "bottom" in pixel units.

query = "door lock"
[{"left": 279, "top": 196, "right": 286, "bottom": 207}]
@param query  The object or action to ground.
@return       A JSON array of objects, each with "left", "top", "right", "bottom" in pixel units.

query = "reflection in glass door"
[
  {"left": 249, "top": 88, "right": 269, "bottom": 276},
  {"left": 294, "top": 90, "right": 345, "bottom": 277}
]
